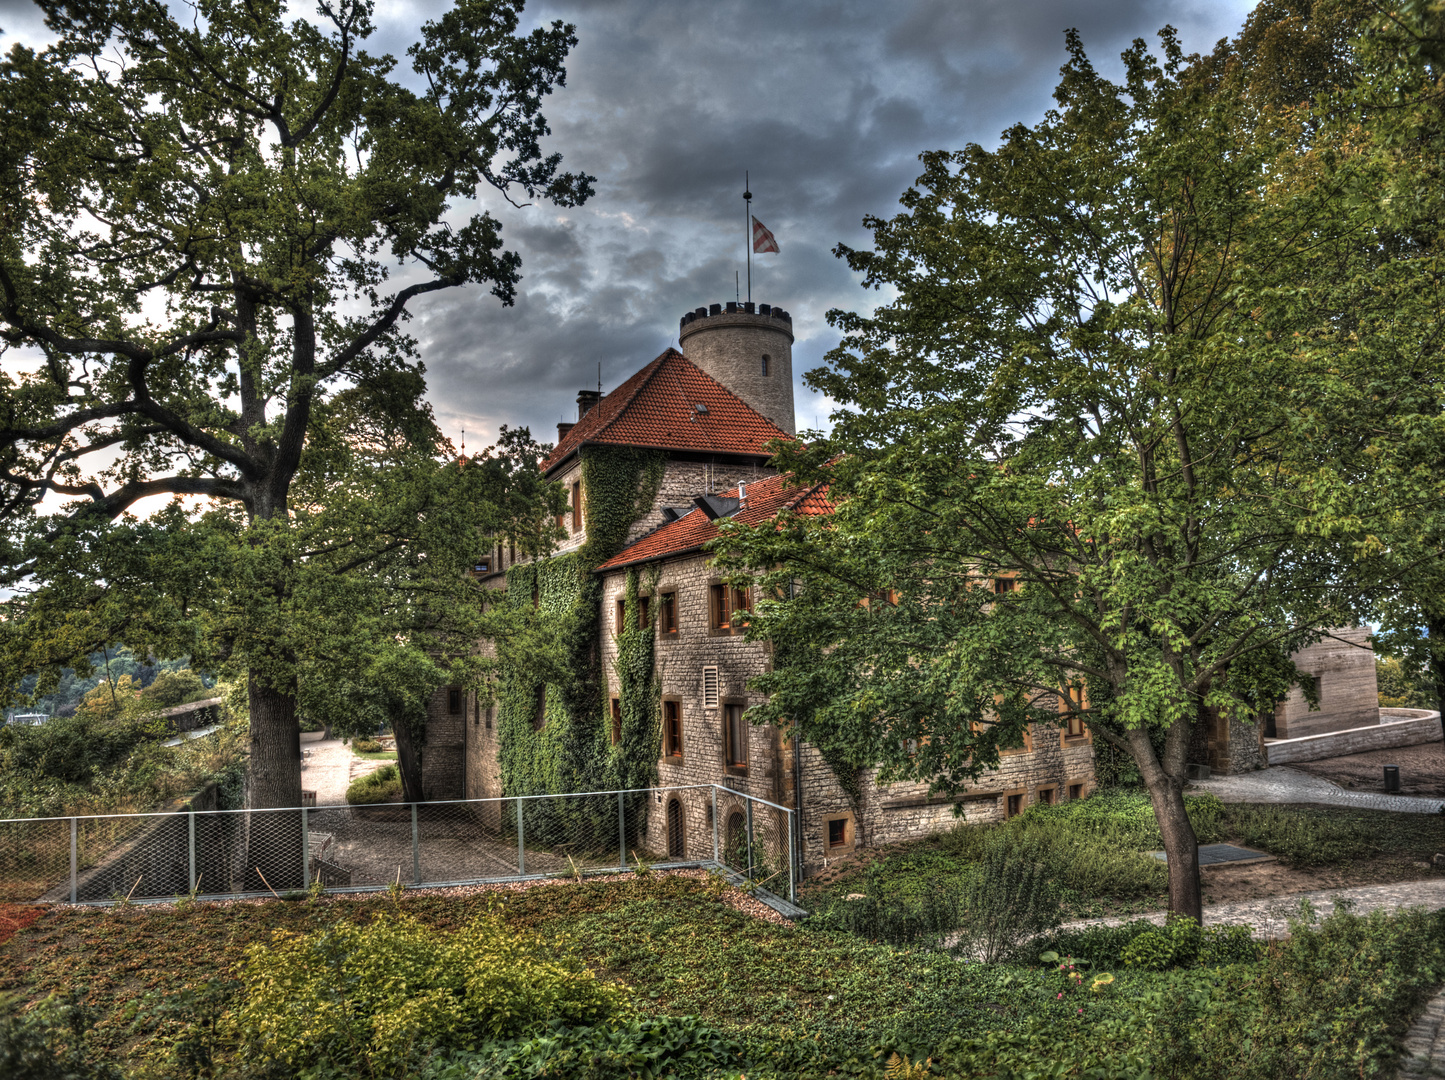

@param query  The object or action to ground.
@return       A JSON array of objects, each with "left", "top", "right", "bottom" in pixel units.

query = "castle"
[{"left": 411, "top": 301, "right": 1100, "bottom": 875}]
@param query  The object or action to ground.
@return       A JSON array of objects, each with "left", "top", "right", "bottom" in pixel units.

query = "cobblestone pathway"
[{"left": 1188, "top": 765, "right": 1445, "bottom": 814}]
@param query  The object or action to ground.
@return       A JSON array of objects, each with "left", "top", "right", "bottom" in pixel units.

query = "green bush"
[
  {"left": 346, "top": 764, "right": 402, "bottom": 805},
  {"left": 0, "top": 993, "right": 121, "bottom": 1080},
  {"left": 238, "top": 910, "right": 628, "bottom": 1076},
  {"left": 957, "top": 831, "right": 1062, "bottom": 962},
  {"left": 140, "top": 669, "right": 210, "bottom": 708},
  {"left": 423, "top": 1016, "right": 742, "bottom": 1080},
  {"left": 809, "top": 867, "right": 967, "bottom": 948},
  {"left": 352, "top": 736, "right": 383, "bottom": 753},
  {"left": 1122, "top": 916, "right": 1202, "bottom": 971}
]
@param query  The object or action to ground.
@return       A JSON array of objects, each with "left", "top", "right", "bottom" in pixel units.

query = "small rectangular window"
[
  {"left": 663, "top": 700, "right": 683, "bottom": 758},
  {"left": 485, "top": 706, "right": 493, "bottom": 731},
  {"left": 1068, "top": 783, "right": 1084, "bottom": 801},
  {"left": 709, "top": 583, "right": 730, "bottom": 630},
  {"left": 994, "top": 576, "right": 1018, "bottom": 594},
  {"left": 660, "top": 592, "right": 677, "bottom": 635},
  {"left": 639, "top": 596, "right": 650, "bottom": 629},
  {"left": 724, "top": 703, "right": 747, "bottom": 772},
  {"left": 702, "top": 666, "right": 719, "bottom": 709},
  {"left": 447, "top": 687, "right": 462, "bottom": 714},
  {"left": 827, "top": 817, "right": 847, "bottom": 848},
  {"left": 615, "top": 598, "right": 626, "bottom": 634},
  {"left": 1006, "top": 792, "right": 1023, "bottom": 818},
  {"left": 610, "top": 697, "right": 622, "bottom": 745},
  {"left": 572, "top": 481, "right": 583, "bottom": 533},
  {"left": 533, "top": 686, "right": 547, "bottom": 731},
  {"left": 761, "top": 354, "right": 770, "bottom": 376},
  {"left": 1038, "top": 787, "right": 1055, "bottom": 806}
]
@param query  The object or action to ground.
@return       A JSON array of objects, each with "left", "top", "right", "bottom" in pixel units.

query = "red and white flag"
[{"left": 752, "top": 216, "right": 779, "bottom": 254}]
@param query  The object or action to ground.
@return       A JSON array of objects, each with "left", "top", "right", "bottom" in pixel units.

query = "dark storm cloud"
[{"left": 1, "top": 0, "right": 1255, "bottom": 450}]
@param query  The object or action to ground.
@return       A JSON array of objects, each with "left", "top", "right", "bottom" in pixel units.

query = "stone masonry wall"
[
  {"left": 629, "top": 459, "right": 775, "bottom": 544},
  {"left": 677, "top": 307, "right": 796, "bottom": 435},
  {"left": 1275, "top": 627, "right": 1380, "bottom": 738},
  {"left": 421, "top": 688, "right": 465, "bottom": 801}
]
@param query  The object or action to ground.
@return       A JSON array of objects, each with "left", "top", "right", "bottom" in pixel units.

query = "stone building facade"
[{"left": 420, "top": 300, "right": 1099, "bottom": 876}]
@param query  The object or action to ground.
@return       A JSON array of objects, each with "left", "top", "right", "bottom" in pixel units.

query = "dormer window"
[{"left": 693, "top": 403, "right": 708, "bottom": 415}]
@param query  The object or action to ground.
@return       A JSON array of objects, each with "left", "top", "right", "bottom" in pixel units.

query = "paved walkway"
[
  {"left": 1188, "top": 765, "right": 1445, "bottom": 814},
  {"left": 301, "top": 738, "right": 391, "bottom": 806}
]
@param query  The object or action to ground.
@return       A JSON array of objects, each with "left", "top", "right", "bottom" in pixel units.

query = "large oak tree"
[{"left": 0, "top": 0, "right": 588, "bottom": 812}]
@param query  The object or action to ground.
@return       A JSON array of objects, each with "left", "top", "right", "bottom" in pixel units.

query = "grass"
[
  {"left": 801, "top": 792, "right": 1445, "bottom": 918},
  {"left": 349, "top": 747, "right": 398, "bottom": 761}
]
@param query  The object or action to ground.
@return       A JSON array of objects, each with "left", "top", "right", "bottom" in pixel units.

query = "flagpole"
[{"left": 743, "top": 171, "right": 752, "bottom": 304}]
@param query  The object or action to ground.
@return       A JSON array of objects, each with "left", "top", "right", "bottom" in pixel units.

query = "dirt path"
[{"left": 1289, "top": 740, "right": 1445, "bottom": 798}]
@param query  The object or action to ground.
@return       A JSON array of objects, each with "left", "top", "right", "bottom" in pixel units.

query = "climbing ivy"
[{"left": 493, "top": 445, "right": 667, "bottom": 848}]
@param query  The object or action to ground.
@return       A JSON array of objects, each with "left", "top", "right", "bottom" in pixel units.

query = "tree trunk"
[
  {"left": 1428, "top": 615, "right": 1445, "bottom": 745},
  {"left": 1126, "top": 723, "right": 1203, "bottom": 922},
  {"left": 243, "top": 672, "right": 304, "bottom": 892},
  {"left": 392, "top": 718, "right": 425, "bottom": 804}
]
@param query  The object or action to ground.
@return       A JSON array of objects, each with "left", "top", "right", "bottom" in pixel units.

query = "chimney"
[
  {"left": 577, "top": 390, "right": 602, "bottom": 419},
  {"left": 557, "top": 421, "right": 575, "bottom": 442}
]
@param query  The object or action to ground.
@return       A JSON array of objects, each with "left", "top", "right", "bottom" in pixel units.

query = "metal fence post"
[
  {"left": 617, "top": 791, "right": 626, "bottom": 869},
  {"left": 516, "top": 796, "right": 525, "bottom": 875},
  {"left": 411, "top": 802, "right": 421, "bottom": 885},
  {"left": 301, "top": 807, "right": 309, "bottom": 890},
  {"left": 188, "top": 811, "right": 197, "bottom": 893},
  {"left": 787, "top": 808, "right": 796, "bottom": 903},
  {"left": 69, "top": 818, "right": 77, "bottom": 904},
  {"left": 711, "top": 786, "right": 719, "bottom": 865},
  {"left": 745, "top": 798, "right": 754, "bottom": 879}
]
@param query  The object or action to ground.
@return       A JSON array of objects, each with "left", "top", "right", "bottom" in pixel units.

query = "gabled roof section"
[
  {"left": 543, "top": 348, "right": 791, "bottom": 475},
  {"left": 596, "top": 471, "right": 833, "bottom": 571}
]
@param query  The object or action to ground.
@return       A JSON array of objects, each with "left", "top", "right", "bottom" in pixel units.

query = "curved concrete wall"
[{"left": 1265, "top": 709, "right": 1442, "bottom": 765}]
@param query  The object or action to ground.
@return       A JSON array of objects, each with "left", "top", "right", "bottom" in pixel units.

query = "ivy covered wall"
[{"left": 493, "top": 445, "right": 666, "bottom": 846}]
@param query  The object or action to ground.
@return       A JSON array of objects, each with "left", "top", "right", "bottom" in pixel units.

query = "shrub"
[
  {"left": 346, "top": 764, "right": 402, "bottom": 805},
  {"left": 140, "top": 669, "right": 209, "bottom": 708},
  {"left": 810, "top": 868, "right": 968, "bottom": 948},
  {"left": 0, "top": 993, "right": 121, "bottom": 1080},
  {"left": 352, "top": 737, "right": 384, "bottom": 753},
  {"left": 1122, "top": 916, "right": 1202, "bottom": 971},
  {"left": 957, "top": 831, "right": 1061, "bottom": 962},
  {"left": 1220, "top": 804, "right": 1374, "bottom": 866},
  {"left": 238, "top": 910, "right": 628, "bottom": 1076}
]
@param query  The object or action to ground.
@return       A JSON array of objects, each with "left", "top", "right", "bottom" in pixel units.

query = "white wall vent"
[{"left": 702, "top": 666, "right": 719, "bottom": 709}]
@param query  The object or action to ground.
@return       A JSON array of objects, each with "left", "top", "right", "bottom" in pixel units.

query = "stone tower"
[{"left": 677, "top": 302, "right": 795, "bottom": 435}]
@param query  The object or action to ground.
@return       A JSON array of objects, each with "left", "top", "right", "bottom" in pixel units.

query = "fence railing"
[{"left": 0, "top": 784, "right": 798, "bottom": 907}]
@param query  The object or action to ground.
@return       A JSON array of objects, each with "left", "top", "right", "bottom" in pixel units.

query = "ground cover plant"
[
  {"left": 346, "top": 765, "right": 404, "bottom": 806},
  {"left": 802, "top": 793, "right": 1445, "bottom": 920},
  {"left": 2, "top": 873, "right": 1443, "bottom": 1079}
]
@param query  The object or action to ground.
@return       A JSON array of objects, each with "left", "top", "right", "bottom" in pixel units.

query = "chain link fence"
[{"left": 0, "top": 785, "right": 798, "bottom": 907}]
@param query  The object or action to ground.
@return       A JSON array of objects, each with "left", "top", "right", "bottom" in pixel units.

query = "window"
[
  {"left": 761, "top": 353, "right": 770, "bottom": 376},
  {"left": 660, "top": 591, "right": 677, "bottom": 635},
  {"left": 485, "top": 705, "right": 493, "bottom": 731},
  {"left": 532, "top": 580, "right": 539, "bottom": 609},
  {"left": 667, "top": 798, "right": 685, "bottom": 859},
  {"left": 709, "top": 582, "right": 751, "bottom": 634},
  {"left": 533, "top": 686, "right": 547, "bottom": 731},
  {"left": 610, "top": 698, "right": 622, "bottom": 745},
  {"left": 615, "top": 599, "right": 626, "bottom": 634},
  {"left": 1005, "top": 792, "right": 1024, "bottom": 818},
  {"left": 663, "top": 700, "right": 683, "bottom": 758},
  {"left": 1000, "top": 724, "right": 1033, "bottom": 756},
  {"left": 702, "top": 666, "right": 719, "bottom": 709},
  {"left": 615, "top": 597, "right": 651, "bottom": 632},
  {"left": 1059, "top": 683, "right": 1088, "bottom": 741},
  {"left": 723, "top": 703, "right": 747, "bottom": 772},
  {"left": 827, "top": 817, "right": 848, "bottom": 849},
  {"left": 1037, "top": 786, "right": 1055, "bottom": 806},
  {"left": 1068, "top": 783, "right": 1084, "bottom": 801},
  {"left": 571, "top": 481, "right": 582, "bottom": 533},
  {"left": 509, "top": 541, "right": 516, "bottom": 564},
  {"left": 447, "top": 687, "right": 462, "bottom": 714},
  {"left": 993, "top": 576, "right": 1018, "bottom": 594}
]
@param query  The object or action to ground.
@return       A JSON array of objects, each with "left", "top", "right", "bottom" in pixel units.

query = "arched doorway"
[
  {"left": 667, "top": 798, "right": 685, "bottom": 859},
  {"left": 725, "top": 810, "right": 747, "bottom": 871}
]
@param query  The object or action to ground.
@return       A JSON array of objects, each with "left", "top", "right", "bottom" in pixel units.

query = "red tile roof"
[
  {"left": 596, "top": 471, "right": 833, "bottom": 571},
  {"left": 544, "top": 349, "right": 792, "bottom": 475}
]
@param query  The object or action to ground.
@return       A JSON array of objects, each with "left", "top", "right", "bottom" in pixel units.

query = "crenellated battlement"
[{"left": 679, "top": 302, "right": 792, "bottom": 335}]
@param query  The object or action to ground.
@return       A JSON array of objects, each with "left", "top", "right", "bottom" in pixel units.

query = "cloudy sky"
[{"left": 0, "top": 0, "right": 1254, "bottom": 453}]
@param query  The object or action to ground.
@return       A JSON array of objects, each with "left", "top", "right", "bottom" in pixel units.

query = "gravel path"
[{"left": 1188, "top": 765, "right": 1445, "bottom": 814}]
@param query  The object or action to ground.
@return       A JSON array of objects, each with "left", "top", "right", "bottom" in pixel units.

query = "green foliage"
[
  {"left": 494, "top": 445, "right": 665, "bottom": 841},
  {"left": 1220, "top": 804, "right": 1378, "bottom": 867},
  {"left": 957, "top": 830, "right": 1062, "bottom": 963},
  {"left": 346, "top": 765, "right": 402, "bottom": 805},
  {"left": 423, "top": 1016, "right": 742, "bottom": 1080},
  {"left": 140, "top": 670, "right": 211, "bottom": 709},
  {"left": 1121, "top": 916, "right": 1203, "bottom": 971},
  {"left": 0, "top": 993, "right": 120, "bottom": 1080},
  {"left": 238, "top": 910, "right": 628, "bottom": 1076},
  {"left": 1376, "top": 656, "right": 1435, "bottom": 710},
  {"left": 352, "top": 738, "right": 384, "bottom": 754}
]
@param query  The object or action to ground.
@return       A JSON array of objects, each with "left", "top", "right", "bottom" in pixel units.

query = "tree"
[
  {"left": 721, "top": 18, "right": 1409, "bottom": 920},
  {"left": 0, "top": 0, "right": 590, "bottom": 812}
]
